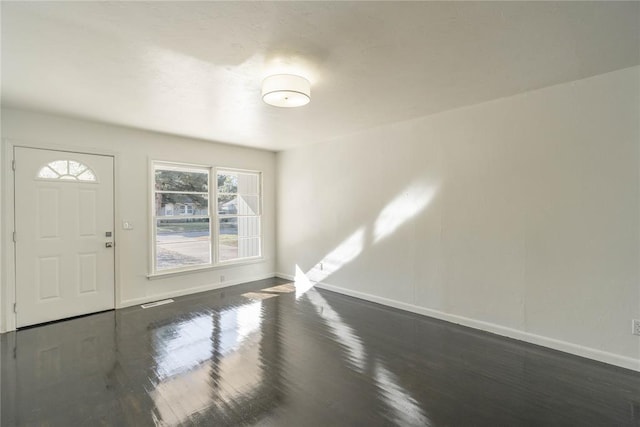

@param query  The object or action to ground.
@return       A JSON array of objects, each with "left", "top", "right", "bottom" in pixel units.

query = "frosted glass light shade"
[{"left": 262, "top": 74, "right": 311, "bottom": 107}]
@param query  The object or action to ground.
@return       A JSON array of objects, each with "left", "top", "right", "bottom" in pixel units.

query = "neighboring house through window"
[
  {"left": 217, "top": 169, "right": 262, "bottom": 263},
  {"left": 152, "top": 162, "right": 262, "bottom": 274}
]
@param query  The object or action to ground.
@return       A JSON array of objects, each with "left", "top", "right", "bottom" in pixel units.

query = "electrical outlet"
[{"left": 633, "top": 319, "right": 640, "bottom": 336}]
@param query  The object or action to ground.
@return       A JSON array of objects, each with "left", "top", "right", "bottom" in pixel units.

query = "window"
[
  {"left": 217, "top": 170, "right": 262, "bottom": 262},
  {"left": 153, "top": 163, "right": 211, "bottom": 272},
  {"left": 37, "top": 160, "right": 97, "bottom": 182},
  {"left": 151, "top": 163, "right": 262, "bottom": 274}
]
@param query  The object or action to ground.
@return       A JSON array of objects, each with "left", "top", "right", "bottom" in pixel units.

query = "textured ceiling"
[{"left": 2, "top": 2, "right": 639, "bottom": 151}]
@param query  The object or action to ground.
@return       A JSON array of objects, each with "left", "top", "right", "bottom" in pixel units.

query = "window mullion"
[
  {"left": 212, "top": 165, "right": 217, "bottom": 265},
  {"left": 156, "top": 190, "right": 209, "bottom": 195}
]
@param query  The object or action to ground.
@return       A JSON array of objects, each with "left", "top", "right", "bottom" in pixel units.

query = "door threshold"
[{"left": 17, "top": 309, "right": 115, "bottom": 330}]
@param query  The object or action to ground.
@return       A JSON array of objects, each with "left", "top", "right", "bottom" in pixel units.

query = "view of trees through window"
[
  {"left": 152, "top": 163, "right": 262, "bottom": 273},
  {"left": 154, "top": 165, "right": 211, "bottom": 271}
]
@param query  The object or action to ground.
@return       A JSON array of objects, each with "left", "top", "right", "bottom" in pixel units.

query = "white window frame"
[
  {"left": 215, "top": 168, "right": 263, "bottom": 264},
  {"left": 149, "top": 161, "right": 263, "bottom": 278},
  {"left": 151, "top": 161, "right": 212, "bottom": 275}
]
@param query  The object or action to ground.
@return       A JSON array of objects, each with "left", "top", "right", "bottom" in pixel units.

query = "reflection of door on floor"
[
  {"left": 7, "top": 311, "right": 118, "bottom": 426},
  {"left": 14, "top": 147, "right": 115, "bottom": 327}
]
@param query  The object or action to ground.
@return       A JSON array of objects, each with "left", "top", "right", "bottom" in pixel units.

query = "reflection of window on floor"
[
  {"left": 153, "top": 314, "right": 215, "bottom": 379},
  {"left": 150, "top": 301, "right": 268, "bottom": 425}
]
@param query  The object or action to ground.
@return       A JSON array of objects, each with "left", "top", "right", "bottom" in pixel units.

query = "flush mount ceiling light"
[{"left": 262, "top": 74, "right": 311, "bottom": 108}]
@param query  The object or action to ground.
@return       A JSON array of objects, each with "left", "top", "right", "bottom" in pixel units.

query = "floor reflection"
[
  {"left": 1, "top": 277, "right": 639, "bottom": 426},
  {"left": 153, "top": 313, "right": 215, "bottom": 380},
  {"left": 302, "top": 286, "right": 430, "bottom": 425},
  {"left": 149, "top": 300, "right": 270, "bottom": 425},
  {"left": 1, "top": 311, "right": 119, "bottom": 426}
]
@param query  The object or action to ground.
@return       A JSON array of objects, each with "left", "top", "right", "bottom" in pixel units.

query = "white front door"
[{"left": 14, "top": 147, "right": 115, "bottom": 327}]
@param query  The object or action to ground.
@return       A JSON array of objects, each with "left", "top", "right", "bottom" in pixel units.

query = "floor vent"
[{"left": 141, "top": 299, "right": 174, "bottom": 309}]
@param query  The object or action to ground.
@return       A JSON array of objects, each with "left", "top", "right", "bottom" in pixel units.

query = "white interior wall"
[
  {"left": 1, "top": 67, "right": 638, "bottom": 371},
  {"left": 0, "top": 109, "right": 276, "bottom": 332},
  {"left": 276, "top": 66, "right": 640, "bottom": 371}
]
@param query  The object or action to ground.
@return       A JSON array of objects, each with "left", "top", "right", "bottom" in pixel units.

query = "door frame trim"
[{"left": 2, "top": 139, "right": 120, "bottom": 332}]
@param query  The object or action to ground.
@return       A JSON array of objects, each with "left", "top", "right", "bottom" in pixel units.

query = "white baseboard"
[
  {"left": 275, "top": 272, "right": 295, "bottom": 281},
  {"left": 275, "top": 273, "right": 640, "bottom": 372},
  {"left": 1, "top": 273, "right": 277, "bottom": 332},
  {"left": 119, "top": 272, "right": 276, "bottom": 308}
]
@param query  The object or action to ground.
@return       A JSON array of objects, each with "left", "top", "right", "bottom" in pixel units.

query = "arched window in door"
[{"left": 37, "top": 160, "right": 97, "bottom": 182}]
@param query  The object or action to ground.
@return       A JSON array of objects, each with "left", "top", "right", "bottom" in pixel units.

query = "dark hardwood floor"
[{"left": 2, "top": 277, "right": 639, "bottom": 426}]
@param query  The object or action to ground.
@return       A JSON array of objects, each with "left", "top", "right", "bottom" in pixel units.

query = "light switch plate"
[{"left": 123, "top": 220, "right": 134, "bottom": 230}]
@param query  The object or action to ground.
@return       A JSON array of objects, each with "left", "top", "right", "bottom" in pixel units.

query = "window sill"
[{"left": 147, "top": 257, "right": 266, "bottom": 280}]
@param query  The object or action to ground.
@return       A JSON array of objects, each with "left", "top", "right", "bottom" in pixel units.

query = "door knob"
[{"left": 105, "top": 242, "right": 113, "bottom": 248}]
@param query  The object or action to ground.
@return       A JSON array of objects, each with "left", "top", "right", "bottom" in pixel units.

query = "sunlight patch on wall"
[
  {"left": 293, "top": 183, "right": 436, "bottom": 290},
  {"left": 306, "top": 226, "right": 366, "bottom": 285},
  {"left": 295, "top": 264, "right": 315, "bottom": 299},
  {"left": 373, "top": 183, "right": 438, "bottom": 244}
]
